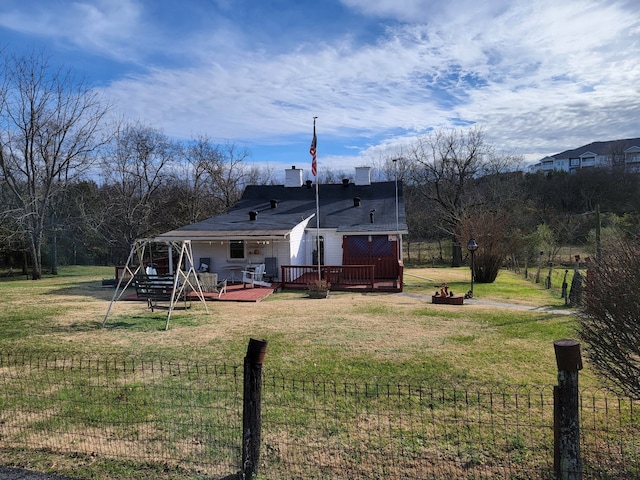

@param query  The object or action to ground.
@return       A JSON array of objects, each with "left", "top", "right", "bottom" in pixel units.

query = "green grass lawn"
[
  {"left": 0, "top": 264, "right": 594, "bottom": 387},
  {"left": 0, "top": 265, "right": 626, "bottom": 480}
]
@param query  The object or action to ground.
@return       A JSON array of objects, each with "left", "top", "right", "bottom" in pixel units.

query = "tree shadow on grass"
[
  {"left": 47, "top": 280, "right": 130, "bottom": 301},
  {"left": 102, "top": 313, "right": 205, "bottom": 331},
  {"left": 101, "top": 317, "right": 169, "bottom": 331},
  {"left": 0, "top": 466, "right": 81, "bottom": 479},
  {"left": 0, "top": 466, "right": 242, "bottom": 480},
  {"left": 53, "top": 321, "right": 104, "bottom": 333}
]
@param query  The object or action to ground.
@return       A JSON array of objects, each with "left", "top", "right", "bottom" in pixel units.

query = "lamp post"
[
  {"left": 467, "top": 238, "right": 478, "bottom": 298},
  {"left": 392, "top": 158, "right": 400, "bottom": 260}
]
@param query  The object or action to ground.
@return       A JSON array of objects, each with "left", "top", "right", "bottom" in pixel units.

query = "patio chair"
[
  {"left": 264, "top": 257, "right": 278, "bottom": 281},
  {"left": 242, "top": 263, "right": 266, "bottom": 288}
]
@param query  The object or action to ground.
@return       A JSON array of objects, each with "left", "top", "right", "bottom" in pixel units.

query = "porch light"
[{"left": 467, "top": 239, "right": 478, "bottom": 298}]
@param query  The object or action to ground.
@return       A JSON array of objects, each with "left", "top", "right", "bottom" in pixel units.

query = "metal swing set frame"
[{"left": 103, "top": 239, "right": 209, "bottom": 330}]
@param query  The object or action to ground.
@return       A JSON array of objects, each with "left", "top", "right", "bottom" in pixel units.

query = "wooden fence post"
[
  {"left": 242, "top": 338, "right": 268, "bottom": 479},
  {"left": 554, "top": 339, "right": 583, "bottom": 480}
]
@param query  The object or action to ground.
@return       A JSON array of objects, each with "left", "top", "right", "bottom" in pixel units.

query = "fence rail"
[
  {"left": 0, "top": 351, "right": 638, "bottom": 479},
  {"left": 281, "top": 265, "right": 376, "bottom": 290}
]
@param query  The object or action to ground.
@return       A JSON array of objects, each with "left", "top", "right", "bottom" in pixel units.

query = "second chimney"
[
  {"left": 355, "top": 167, "right": 371, "bottom": 186},
  {"left": 285, "top": 166, "right": 303, "bottom": 187}
]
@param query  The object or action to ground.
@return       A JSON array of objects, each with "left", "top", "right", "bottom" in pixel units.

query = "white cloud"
[
  {"left": 3, "top": 0, "right": 638, "bottom": 167},
  {"left": 0, "top": 0, "right": 146, "bottom": 59}
]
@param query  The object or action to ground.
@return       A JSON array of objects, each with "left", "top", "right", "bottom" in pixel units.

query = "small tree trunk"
[
  {"left": 29, "top": 238, "right": 42, "bottom": 280},
  {"left": 451, "top": 236, "right": 462, "bottom": 267},
  {"left": 22, "top": 250, "right": 28, "bottom": 276},
  {"left": 51, "top": 231, "right": 58, "bottom": 275}
]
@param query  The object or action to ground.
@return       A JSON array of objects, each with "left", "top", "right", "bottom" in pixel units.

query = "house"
[
  {"left": 527, "top": 138, "right": 640, "bottom": 173},
  {"left": 156, "top": 166, "right": 408, "bottom": 291}
]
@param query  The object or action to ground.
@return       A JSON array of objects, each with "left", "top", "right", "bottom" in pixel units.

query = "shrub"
[
  {"left": 307, "top": 279, "right": 331, "bottom": 292},
  {"left": 578, "top": 237, "right": 640, "bottom": 398}
]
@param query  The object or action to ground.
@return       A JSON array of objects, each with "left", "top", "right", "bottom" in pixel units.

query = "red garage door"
[{"left": 342, "top": 235, "right": 399, "bottom": 279}]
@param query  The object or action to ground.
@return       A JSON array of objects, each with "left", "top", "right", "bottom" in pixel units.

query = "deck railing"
[{"left": 281, "top": 265, "right": 375, "bottom": 290}]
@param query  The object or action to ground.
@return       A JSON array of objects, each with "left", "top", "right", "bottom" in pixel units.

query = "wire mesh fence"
[
  {"left": 0, "top": 352, "right": 243, "bottom": 478},
  {"left": 261, "top": 376, "right": 557, "bottom": 479},
  {"left": 261, "top": 375, "right": 639, "bottom": 479},
  {"left": 1, "top": 352, "right": 639, "bottom": 479}
]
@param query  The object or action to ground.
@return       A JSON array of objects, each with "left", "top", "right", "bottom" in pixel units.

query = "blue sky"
[{"left": 1, "top": 0, "right": 639, "bottom": 176}]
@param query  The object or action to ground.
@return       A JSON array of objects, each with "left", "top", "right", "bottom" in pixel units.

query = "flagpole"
[
  {"left": 310, "top": 117, "right": 321, "bottom": 282},
  {"left": 315, "top": 171, "right": 321, "bottom": 282}
]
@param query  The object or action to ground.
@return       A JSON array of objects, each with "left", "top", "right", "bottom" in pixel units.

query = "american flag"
[{"left": 310, "top": 121, "right": 317, "bottom": 177}]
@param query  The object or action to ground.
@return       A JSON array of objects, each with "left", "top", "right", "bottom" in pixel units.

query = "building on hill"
[
  {"left": 528, "top": 138, "right": 640, "bottom": 173},
  {"left": 156, "top": 166, "right": 408, "bottom": 291}
]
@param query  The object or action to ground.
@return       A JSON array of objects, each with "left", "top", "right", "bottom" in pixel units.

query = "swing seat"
[{"left": 134, "top": 274, "right": 190, "bottom": 311}]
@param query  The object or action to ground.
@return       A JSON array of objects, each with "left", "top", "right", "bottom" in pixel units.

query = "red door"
[{"left": 342, "top": 235, "right": 398, "bottom": 279}]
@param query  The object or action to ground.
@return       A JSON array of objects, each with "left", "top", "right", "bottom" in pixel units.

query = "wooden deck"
[
  {"left": 123, "top": 282, "right": 277, "bottom": 303},
  {"left": 117, "top": 263, "right": 402, "bottom": 300},
  {"left": 190, "top": 282, "right": 277, "bottom": 302}
]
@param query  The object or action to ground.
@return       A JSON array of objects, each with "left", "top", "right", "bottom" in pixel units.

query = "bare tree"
[
  {"left": 0, "top": 51, "right": 109, "bottom": 279},
  {"left": 456, "top": 208, "right": 518, "bottom": 283},
  {"left": 183, "top": 135, "right": 226, "bottom": 224},
  {"left": 0, "top": 170, "right": 29, "bottom": 272},
  {"left": 210, "top": 143, "right": 258, "bottom": 209},
  {"left": 378, "top": 155, "right": 438, "bottom": 263},
  {"left": 182, "top": 138, "right": 267, "bottom": 221},
  {"left": 578, "top": 237, "right": 640, "bottom": 398},
  {"left": 407, "top": 127, "right": 487, "bottom": 266},
  {"left": 99, "top": 122, "right": 179, "bottom": 257}
]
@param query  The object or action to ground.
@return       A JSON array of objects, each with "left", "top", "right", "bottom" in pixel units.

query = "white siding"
[
  {"left": 300, "top": 228, "right": 344, "bottom": 265},
  {"left": 321, "top": 230, "right": 344, "bottom": 265},
  {"left": 191, "top": 239, "right": 290, "bottom": 278},
  {"left": 191, "top": 242, "right": 228, "bottom": 274},
  {"left": 289, "top": 217, "right": 313, "bottom": 266},
  {"left": 187, "top": 217, "right": 314, "bottom": 279}
]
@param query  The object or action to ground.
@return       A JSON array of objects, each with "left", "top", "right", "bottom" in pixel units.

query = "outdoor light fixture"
[
  {"left": 467, "top": 238, "right": 478, "bottom": 298},
  {"left": 392, "top": 158, "right": 400, "bottom": 260}
]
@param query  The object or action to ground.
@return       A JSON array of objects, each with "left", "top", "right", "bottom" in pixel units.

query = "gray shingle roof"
[
  {"left": 158, "top": 180, "right": 407, "bottom": 240},
  {"left": 552, "top": 138, "right": 640, "bottom": 159}
]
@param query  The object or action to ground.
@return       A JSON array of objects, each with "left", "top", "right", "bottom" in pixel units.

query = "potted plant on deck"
[{"left": 307, "top": 279, "right": 331, "bottom": 299}]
